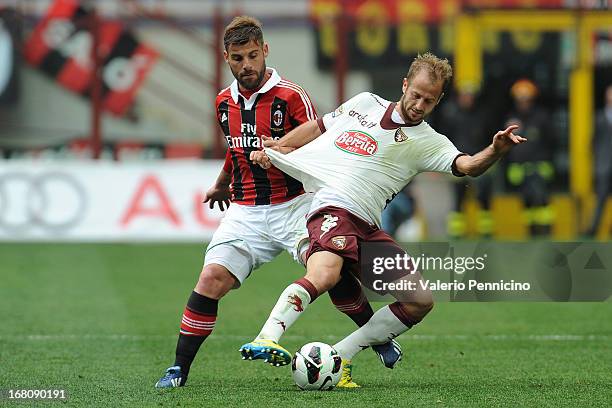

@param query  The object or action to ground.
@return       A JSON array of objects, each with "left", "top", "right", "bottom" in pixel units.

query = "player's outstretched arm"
[
  {"left": 455, "top": 125, "right": 527, "bottom": 177},
  {"left": 250, "top": 137, "right": 295, "bottom": 169},
  {"left": 202, "top": 168, "right": 231, "bottom": 211},
  {"left": 250, "top": 120, "right": 322, "bottom": 169},
  {"left": 270, "top": 119, "right": 322, "bottom": 150}
]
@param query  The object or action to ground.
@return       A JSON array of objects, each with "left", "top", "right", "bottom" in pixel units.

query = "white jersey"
[{"left": 266, "top": 92, "right": 464, "bottom": 227}]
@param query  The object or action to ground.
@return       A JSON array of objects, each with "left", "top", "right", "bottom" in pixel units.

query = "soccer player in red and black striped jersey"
[{"left": 156, "top": 16, "right": 387, "bottom": 388}]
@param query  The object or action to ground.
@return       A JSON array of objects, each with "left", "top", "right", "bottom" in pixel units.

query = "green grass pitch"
[{"left": 1, "top": 243, "right": 610, "bottom": 407}]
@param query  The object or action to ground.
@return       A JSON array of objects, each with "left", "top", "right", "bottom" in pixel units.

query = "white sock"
[
  {"left": 255, "top": 282, "right": 312, "bottom": 342},
  {"left": 333, "top": 305, "right": 410, "bottom": 360}
]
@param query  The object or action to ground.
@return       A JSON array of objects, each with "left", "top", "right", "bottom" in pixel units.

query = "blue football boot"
[
  {"left": 155, "top": 365, "right": 187, "bottom": 388},
  {"left": 372, "top": 339, "right": 402, "bottom": 369}
]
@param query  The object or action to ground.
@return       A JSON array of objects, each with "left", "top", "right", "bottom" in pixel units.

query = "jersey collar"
[
  {"left": 230, "top": 67, "right": 281, "bottom": 107},
  {"left": 380, "top": 102, "right": 424, "bottom": 129}
]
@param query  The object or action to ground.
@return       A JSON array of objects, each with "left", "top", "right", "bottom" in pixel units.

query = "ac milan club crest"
[
  {"left": 331, "top": 236, "right": 347, "bottom": 250},
  {"left": 273, "top": 109, "right": 283, "bottom": 127}
]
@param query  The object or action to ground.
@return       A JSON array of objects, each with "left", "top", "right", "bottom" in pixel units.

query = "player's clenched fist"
[{"left": 250, "top": 150, "right": 272, "bottom": 169}]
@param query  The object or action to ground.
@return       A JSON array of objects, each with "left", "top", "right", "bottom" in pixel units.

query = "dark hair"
[
  {"left": 223, "top": 16, "right": 264, "bottom": 50},
  {"left": 406, "top": 52, "right": 453, "bottom": 93}
]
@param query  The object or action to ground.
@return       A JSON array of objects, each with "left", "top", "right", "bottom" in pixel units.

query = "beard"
[
  {"left": 236, "top": 64, "right": 267, "bottom": 91},
  {"left": 399, "top": 94, "right": 427, "bottom": 125}
]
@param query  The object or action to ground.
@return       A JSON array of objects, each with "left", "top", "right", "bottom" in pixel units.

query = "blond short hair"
[
  {"left": 406, "top": 52, "right": 453, "bottom": 92},
  {"left": 223, "top": 16, "right": 264, "bottom": 50}
]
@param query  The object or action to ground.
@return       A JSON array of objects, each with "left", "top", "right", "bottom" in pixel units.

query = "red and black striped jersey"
[{"left": 216, "top": 68, "right": 317, "bottom": 206}]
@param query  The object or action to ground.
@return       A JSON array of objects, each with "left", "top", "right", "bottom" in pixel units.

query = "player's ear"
[
  {"left": 263, "top": 42, "right": 269, "bottom": 58},
  {"left": 223, "top": 49, "right": 229, "bottom": 63},
  {"left": 402, "top": 78, "right": 408, "bottom": 93}
]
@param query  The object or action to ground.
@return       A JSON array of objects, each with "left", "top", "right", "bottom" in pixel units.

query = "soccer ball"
[{"left": 291, "top": 342, "right": 343, "bottom": 391}]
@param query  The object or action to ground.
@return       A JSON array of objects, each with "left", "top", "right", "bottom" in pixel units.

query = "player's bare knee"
[
  {"left": 411, "top": 298, "right": 434, "bottom": 318},
  {"left": 410, "top": 282, "right": 434, "bottom": 310},
  {"left": 396, "top": 296, "right": 434, "bottom": 322},
  {"left": 305, "top": 266, "right": 341, "bottom": 293},
  {"left": 413, "top": 289, "right": 434, "bottom": 315},
  {"left": 305, "top": 251, "right": 343, "bottom": 293},
  {"left": 195, "top": 264, "right": 235, "bottom": 299},
  {"left": 418, "top": 298, "right": 434, "bottom": 315}
]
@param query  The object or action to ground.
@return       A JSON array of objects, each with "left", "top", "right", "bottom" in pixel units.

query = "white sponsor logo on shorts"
[{"left": 320, "top": 214, "right": 339, "bottom": 238}]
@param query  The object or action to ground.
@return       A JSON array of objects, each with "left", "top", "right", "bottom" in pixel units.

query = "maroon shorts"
[
  {"left": 306, "top": 206, "right": 420, "bottom": 296},
  {"left": 305, "top": 206, "right": 400, "bottom": 263}
]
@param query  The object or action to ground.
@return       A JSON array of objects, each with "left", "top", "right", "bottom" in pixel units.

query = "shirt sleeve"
[
  {"left": 319, "top": 92, "right": 368, "bottom": 133},
  {"left": 419, "top": 131, "right": 465, "bottom": 176},
  {"left": 288, "top": 84, "right": 317, "bottom": 125}
]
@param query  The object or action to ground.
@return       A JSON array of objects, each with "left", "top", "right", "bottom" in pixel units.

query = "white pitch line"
[{"left": 0, "top": 334, "right": 609, "bottom": 342}]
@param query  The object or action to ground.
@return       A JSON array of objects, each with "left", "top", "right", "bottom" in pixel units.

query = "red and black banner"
[
  {"left": 23, "top": 0, "right": 158, "bottom": 116},
  {"left": 0, "top": 7, "right": 21, "bottom": 105}
]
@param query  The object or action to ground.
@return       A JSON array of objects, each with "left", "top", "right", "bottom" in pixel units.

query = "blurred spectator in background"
[
  {"left": 437, "top": 86, "right": 493, "bottom": 238},
  {"left": 381, "top": 184, "right": 416, "bottom": 238},
  {"left": 504, "top": 79, "right": 556, "bottom": 236},
  {"left": 587, "top": 84, "right": 612, "bottom": 237}
]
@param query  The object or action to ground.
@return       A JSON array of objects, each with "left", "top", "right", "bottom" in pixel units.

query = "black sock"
[{"left": 174, "top": 291, "right": 218, "bottom": 376}]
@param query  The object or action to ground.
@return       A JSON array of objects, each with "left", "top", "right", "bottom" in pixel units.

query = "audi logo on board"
[{"left": 0, "top": 172, "right": 87, "bottom": 233}]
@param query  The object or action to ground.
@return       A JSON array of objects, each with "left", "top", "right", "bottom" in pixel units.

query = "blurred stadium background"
[
  {"left": 0, "top": 0, "right": 610, "bottom": 242},
  {"left": 1, "top": 1, "right": 611, "bottom": 405}
]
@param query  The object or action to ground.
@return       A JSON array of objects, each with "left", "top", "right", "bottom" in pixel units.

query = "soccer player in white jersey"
[{"left": 241, "top": 53, "right": 526, "bottom": 379}]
